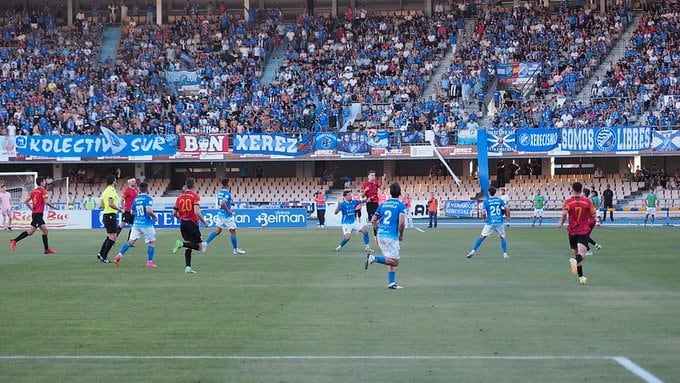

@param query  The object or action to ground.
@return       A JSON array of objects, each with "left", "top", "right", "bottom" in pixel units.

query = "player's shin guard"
[
  {"left": 103, "top": 238, "right": 116, "bottom": 257},
  {"left": 374, "top": 256, "right": 387, "bottom": 264},
  {"left": 387, "top": 271, "right": 396, "bottom": 285},
  {"left": 184, "top": 249, "right": 192, "bottom": 267},
  {"left": 577, "top": 265, "right": 583, "bottom": 277},
  {"left": 362, "top": 231, "right": 369, "bottom": 245},
  {"left": 147, "top": 246, "right": 155, "bottom": 262},
  {"left": 500, "top": 238, "right": 507, "bottom": 253},
  {"left": 14, "top": 231, "right": 28, "bottom": 242},
  {"left": 230, "top": 235, "right": 238, "bottom": 249},
  {"left": 473, "top": 237, "right": 484, "bottom": 251},
  {"left": 119, "top": 242, "right": 131, "bottom": 256},
  {"left": 339, "top": 237, "right": 349, "bottom": 248},
  {"left": 206, "top": 231, "right": 219, "bottom": 244},
  {"left": 42, "top": 235, "right": 49, "bottom": 250}
]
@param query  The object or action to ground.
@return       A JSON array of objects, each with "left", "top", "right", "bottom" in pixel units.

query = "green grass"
[{"left": 1, "top": 226, "right": 679, "bottom": 382}]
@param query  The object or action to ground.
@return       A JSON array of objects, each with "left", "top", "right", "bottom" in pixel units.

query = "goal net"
[{"left": 0, "top": 172, "right": 38, "bottom": 209}]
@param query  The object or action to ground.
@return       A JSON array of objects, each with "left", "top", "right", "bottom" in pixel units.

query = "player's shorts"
[
  {"left": 533, "top": 208, "right": 544, "bottom": 217},
  {"left": 180, "top": 220, "right": 202, "bottom": 243},
  {"left": 102, "top": 213, "right": 118, "bottom": 234},
  {"left": 129, "top": 226, "right": 156, "bottom": 243},
  {"left": 121, "top": 211, "right": 134, "bottom": 225},
  {"left": 30, "top": 213, "right": 45, "bottom": 228},
  {"left": 342, "top": 221, "right": 365, "bottom": 235},
  {"left": 377, "top": 237, "right": 400, "bottom": 259},
  {"left": 481, "top": 224, "right": 505, "bottom": 238},
  {"left": 568, "top": 234, "right": 589, "bottom": 250},
  {"left": 1, "top": 207, "right": 11, "bottom": 215},
  {"left": 646, "top": 207, "right": 656, "bottom": 215},
  {"left": 216, "top": 216, "right": 237, "bottom": 230}
]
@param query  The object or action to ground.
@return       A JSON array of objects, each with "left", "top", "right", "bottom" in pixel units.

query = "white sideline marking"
[
  {"left": 0, "top": 355, "right": 664, "bottom": 382},
  {"left": 613, "top": 357, "right": 664, "bottom": 383},
  {"left": 414, "top": 227, "right": 425, "bottom": 233}
]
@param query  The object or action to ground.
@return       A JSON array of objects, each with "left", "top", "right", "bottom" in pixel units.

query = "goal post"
[{"left": 0, "top": 172, "right": 38, "bottom": 209}]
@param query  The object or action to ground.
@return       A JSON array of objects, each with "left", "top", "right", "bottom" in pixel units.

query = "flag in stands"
[{"left": 179, "top": 51, "right": 196, "bottom": 69}]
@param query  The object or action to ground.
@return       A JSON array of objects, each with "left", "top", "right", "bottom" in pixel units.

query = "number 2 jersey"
[
  {"left": 132, "top": 193, "right": 154, "bottom": 228},
  {"left": 374, "top": 198, "right": 406, "bottom": 240}
]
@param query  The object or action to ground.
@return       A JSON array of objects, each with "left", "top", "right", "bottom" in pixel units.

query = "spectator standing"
[
  {"left": 427, "top": 192, "right": 438, "bottom": 228},
  {"left": 315, "top": 189, "right": 327, "bottom": 228},
  {"left": 0, "top": 186, "right": 13, "bottom": 230},
  {"left": 602, "top": 184, "right": 614, "bottom": 222}
]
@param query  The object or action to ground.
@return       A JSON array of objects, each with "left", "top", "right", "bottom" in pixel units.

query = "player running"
[
  {"left": 205, "top": 178, "right": 246, "bottom": 255},
  {"left": 119, "top": 178, "right": 139, "bottom": 240},
  {"left": 466, "top": 186, "right": 509, "bottom": 259},
  {"left": 334, "top": 190, "right": 372, "bottom": 253},
  {"left": 9, "top": 177, "right": 58, "bottom": 254},
  {"left": 583, "top": 188, "right": 603, "bottom": 256},
  {"left": 558, "top": 181, "right": 596, "bottom": 285},
  {"left": 365, "top": 182, "right": 406, "bottom": 289},
  {"left": 114, "top": 182, "right": 158, "bottom": 268},
  {"left": 171, "top": 178, "right": 209, "bottom": 274}
]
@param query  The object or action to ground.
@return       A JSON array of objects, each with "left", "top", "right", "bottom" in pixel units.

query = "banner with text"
[
  {"left": 15, "top": 128, "right": 177, "bottom": 157},
  {"left": 91, "top": 208, "right": 307, "bottom": 229},
  {"left": 515, "top": 128, "right": 560, "bottom": 152},
  {"left": 444, "top": 200, "right": 477, "bottom": 218},
  {"left": 178, "top": 134, "right": 229, "bottom": 157},
  {"left": 487, "top": 129, "right": 516, "bottom": 153},
  {"left": 560, "top": 126, "right": 651, "bottom": 152},
  {"left": 233, "top": 133, "right": 314, "bottom": 156}
]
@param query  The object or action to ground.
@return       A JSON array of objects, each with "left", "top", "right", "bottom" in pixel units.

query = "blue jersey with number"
[
  {"left": 132, "top": 194, "right": 154, "bottom": 228},
  {"left": 217, "top": 188, "right": 233, "bottom": 219},
  {"left": 338, "top": 199, "right": 361, "bottom": 224},
  {"left": 375, "top": 198, "right": 406, "bottom": 240},
  {"left": 483, "top": 196, "right": 505, "bottom": 226}
]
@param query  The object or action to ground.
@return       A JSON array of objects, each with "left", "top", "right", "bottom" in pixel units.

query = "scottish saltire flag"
[
  {"left": 487, "top": 129, "right": 515, "bottom": 152},
  {"left": 651, "top": 129, "right": 680, "bottom": 152}
]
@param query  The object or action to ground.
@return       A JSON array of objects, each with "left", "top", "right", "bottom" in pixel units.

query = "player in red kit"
[
  {"left": 558, "top": 181, "right": 596, "bottom": 285},
  {"left": 119, "top": 178, "right": 138, "bottom": 240},
  {"left": 10, "top": 177, "right": 59, "bottom": 254},
  {"left": 360, "top": 170, "right": 386, "bottom": 236},
  {"left": 171, "top": 178, "right": 208, "bottom": 274}
]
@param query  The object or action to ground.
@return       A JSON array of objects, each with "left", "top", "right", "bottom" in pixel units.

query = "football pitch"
[{"left": 1, "top": 225, "right": 678, "bottom": 382}]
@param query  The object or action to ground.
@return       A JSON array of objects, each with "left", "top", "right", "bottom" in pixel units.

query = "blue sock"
[
  {"left": 532, "top": 219, "right": 536, "bottom": 225},
  {"left": 119, "top": 242, "right": 131, "bottom": 255},
  {"left": 206, "top": 231, "right": 219, "bottom": 244},
  {"left": 374, "top": 256, "right": 386, "bottom": 264},
  {"left": 388, "top": 271, "right": 396, "bottom": 284},
  {"left": 362, "top": 232, "right": 369, "bottom": 245},
  {"left": 501, "top": 238, "right": 507, "bottom": 253},
  {"left": 147, "top": 246, "right": 155, "bottom": 262},
  {"left": 473, "top": 237, "right": 484, "bottom": 251},
  {"left": 339, "top": 237, "right": 349, "bottom": 248},
  {"left": 230, "top": 235, "right": 238, "bottom": 249}
]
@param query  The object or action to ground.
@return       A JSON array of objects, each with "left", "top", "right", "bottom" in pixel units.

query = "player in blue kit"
[
  {"left": 466, "top": 186, "right": 509, "bottom": 259},
  {"left": 365, "top": 182, "right": 406, "bottom": 289},
  {"left": 205, "top": 178, "right": 246, "bottom": 255},
  {"left": 334, "top": 190, "right": 372, "bottom": 253},
  {"left": 114, "top": 182, "right": 158, "bottom": 268}
]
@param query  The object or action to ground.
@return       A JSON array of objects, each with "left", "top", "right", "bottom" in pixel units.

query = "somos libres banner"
[
  {"left": 233, "top": 133, "right": 314, "bottom": 156},
  {"left": 91, "top": 208, "right": 307, "bottom": 229},
  {"left": 444, "top": 200, "right": 477, "bottom": 218},
  {"left": 515, "top": 129, "right": 560, "bottom": 152},
  {"left": 560, "top": 126, "right": 651, "bottom": 152},
  {"left": 15, "top": 127, "right": 177, "bottom": 157}
]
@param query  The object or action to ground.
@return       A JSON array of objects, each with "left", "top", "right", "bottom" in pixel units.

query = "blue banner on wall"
[
  {"left": 367, "top": 131, "right": 390, "bottom": 148},
  {"left": 516, "top": 129, "right": 560, "bottom": 152},
  {"left": 444, "top": 200, "right": 477, "bottom": 218},
  {"left": 651, "top": 129, "right": 680, "bottom": 152},
  {"left": 233, "top": 133, "right": 314, "bottom": 156},
  {"left": 560, "top": 126, "right": 652, "bottom": 152},
  {"left": 314, "top": 133, "right": 337, "bottom": 150},
  {"left": 337, "top": 132, "right": 370, "bottom": 155},
  {"left": 487, "top": 129, "right": 515, "bottom": 152},
  {"left": 15, "top": 127, "right": 177, "bottom": 157},
  {"left": 91, "top": 208, "right": 307, "bottom": 229},
  {"left": 457, "top": 128, "right": 478, "bottom": 145}
]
